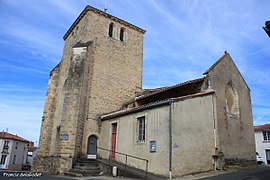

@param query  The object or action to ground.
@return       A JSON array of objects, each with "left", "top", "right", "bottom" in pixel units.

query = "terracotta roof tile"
[
  {"left": 254, "top": 124, "right": 270, "bottom": 131},
  {"left": 0, "top": 132, "right": 29, "bottom": 143},
  {"left": 101, "top": 90, "right": 215, "bottom": 120},
  {"left": 136, "top": 77, "right": 205, "bottom": 101}
]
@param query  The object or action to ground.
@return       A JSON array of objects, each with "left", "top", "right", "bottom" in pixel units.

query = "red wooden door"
[{"left": 111, "top": 123, "right": 117, "bottom": 160}]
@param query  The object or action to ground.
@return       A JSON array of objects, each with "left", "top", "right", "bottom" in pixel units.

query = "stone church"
[{"left": 33, "top": 5, "right": 256, "bottom": 178}]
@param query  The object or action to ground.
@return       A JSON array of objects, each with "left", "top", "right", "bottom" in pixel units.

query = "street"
[
  {"left": 203, "top": 166, "right": 270, "bottom": 180},
  {"left": 1, "top": 166, "right": 270, "bottom": 180},
  {"left": 0, "top": 170, "right": 136, "bottom": 180}
]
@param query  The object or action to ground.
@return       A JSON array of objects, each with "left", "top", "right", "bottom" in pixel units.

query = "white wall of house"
[
  {"left": 0, "top": 139, "right": 12, "bottom": 169},
  {"left": 9, "top": 140, "right": 28, "bottom": 170},
  {"left": 0, "top": 139, "right": 28, "bottom": 170},
  {"left": 254, "top": 130, "right": 270, "bottom": 164}
]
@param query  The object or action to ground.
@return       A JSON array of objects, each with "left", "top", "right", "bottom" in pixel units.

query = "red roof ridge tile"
[
  {"left": 0, "top": 132, "right": 30, "bottom": 143},
  {"left": 136, "top": 77, "right": 205, "bottom": 101},
  {"left": 101, "top": 90, "right": 215, "bottom": 120},
  {"left": 254, "top": 123, "right": 270, "bottom": 130}
]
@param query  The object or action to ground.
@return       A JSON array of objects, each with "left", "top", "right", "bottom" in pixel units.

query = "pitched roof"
[
  {"left": 0, "top": 132, "right": 29, "bottom": 143},
  {"left": 101, "top": 90, "right": 214, "bottom": 120},
  {"left": 63, "top": 5, "right": 146, "bottom": 40},
  {"left": 203, "top": 51, "right": 229, "bottom": 75},
  {"left": 254, "top": 124, "right": 270, "bottom": 131},
  {"left": 203, "top": 51, "right": 250, "bottom": 91},
  {"left": 135, "top": 77, "right": 205, "bottom": 101}
]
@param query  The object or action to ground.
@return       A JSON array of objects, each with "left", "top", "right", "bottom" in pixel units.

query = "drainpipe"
[{"left": 169, "top": 99, "right": 173, "bottom": 180}]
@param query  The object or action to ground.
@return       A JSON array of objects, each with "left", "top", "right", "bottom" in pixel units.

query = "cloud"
[
  {"left": 0, "top": 83, "right": 44, "bottom": 142},
  {"left": 0, "top": 22, "right": 62, "bottom": 60},
  {"left": 0, "top": 0, "right": 269, "bottom": 143},
  {"left": 0, "top": 92, "right": 44, "bottom": 143},
  {"left": 0, "top": 101, "right": 42, "bottom": 142},
  {"left": 0, "top": 61, "right": 48, "bottom": 75}
]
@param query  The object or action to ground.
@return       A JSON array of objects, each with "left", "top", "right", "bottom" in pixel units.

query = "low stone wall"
[
  {"left": 32, "top": 156, "right": 73, "bottom": 175},
  {"left": 225, "top": 158, "right": 256, "bottom": 166}
]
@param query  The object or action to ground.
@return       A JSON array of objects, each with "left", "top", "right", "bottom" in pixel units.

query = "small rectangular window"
[
  {"left": 263, "top": 132, "right": 267, "bottom": 140},
  {"left": 263, "top": 131, "right": 270, "bottom": 141},
  {"left": 137, "top": 116, "right": 145, "bottom": 143},
  {"left": 0, "top": 155, "right": 7, "bottom": 165},
  {"left": 3, "top": 141, "right": 9, "bottom": 151},
  {"left": 12, "top": 155, "right": 17, "bottom": 165}
]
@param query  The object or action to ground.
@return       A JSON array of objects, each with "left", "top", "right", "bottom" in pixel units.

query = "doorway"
[
  {"left": 87, "top": 135, "right": 97, "bottom": 159},
  {"left": 266, "top": 150, "right": 270, "bottom": 164},
  {"left": 111, "top": 123, "right": 117, "bottom": 160}
]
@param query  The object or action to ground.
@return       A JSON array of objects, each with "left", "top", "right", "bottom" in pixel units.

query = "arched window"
[
  {"left": 225, "top": 82, "right": 240, "bottom": 117},
  {"left": 108, "top": 23, "right": 114, "bottom": 37},
  {"left": 120, "top": 28, "right": 124, "bottom": 41}
]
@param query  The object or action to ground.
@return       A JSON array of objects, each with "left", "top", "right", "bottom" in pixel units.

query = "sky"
[{"left": 0, "top": 0, "right": 269, "bottom": 144}]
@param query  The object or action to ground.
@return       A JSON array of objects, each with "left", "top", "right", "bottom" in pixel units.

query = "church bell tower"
[{"left": 33, "top": 5, "right": 145, "bottom": 174}]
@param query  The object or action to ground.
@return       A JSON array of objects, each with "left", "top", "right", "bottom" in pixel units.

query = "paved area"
[
  {"left": 0, "top": 170, "right": 137, "bottom": 180},
  {"left": 1, "top": 165, "right": 268, "bottom": 179},
  {"left": 54, "top": 175, "right": 138, "bottom": 180},
  {"left": 175, "top": 165, "right": 268, "bottom": 180},
  {"left": 203, "top": 165, "right": 270, "bottom": 180}
]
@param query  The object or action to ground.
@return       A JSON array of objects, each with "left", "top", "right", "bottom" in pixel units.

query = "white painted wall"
[
  {"left": 0, "top": 138, "right": 28, "bottom": 170},
  {"left": 254, "top": 130, "right": 270, "bottom": 164}
]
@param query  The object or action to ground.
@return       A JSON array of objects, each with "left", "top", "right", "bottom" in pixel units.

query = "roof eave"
[
  {"left": 135, "top": 77, "right": 205, "bottom": 101},
  {"left": 101, "top": 90, "right": 215, "bottom": 121},
  {"left": 203, "top": 52, "right": 251, "bottom": 91}
]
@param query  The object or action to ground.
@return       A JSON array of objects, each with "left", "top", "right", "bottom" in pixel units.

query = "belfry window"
[
  {"left": 225, "top": 82, "right": 240, "bottom": 117},
  {"left": 120, "top": 28, "right": 124, "bottom": 41},
  {"left": 108, "top": 23, "right": 114, "bottom": 37}
]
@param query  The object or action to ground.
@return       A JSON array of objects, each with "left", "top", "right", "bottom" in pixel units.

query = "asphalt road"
[
  {"left": 203, "top": 166, "right": 270, "bottom": 180},
  {"left": 0, "top": 170, "right": 136, "bottom": 180},
  {"left": 1, "top": 166, "right": 270, "bottom": 180}
]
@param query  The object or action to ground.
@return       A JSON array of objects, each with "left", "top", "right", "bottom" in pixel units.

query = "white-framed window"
[
  {"left": 263, "top": 131, "right": 270, "bottom": 141},
  {"left": 137, "top": 116, "right": 145, "bottom": 143},
  {"left": 3, "top": 141, "right": 9, "bottom": 151},
  {"left": 0, "top": 155, "right": 7, "bottom": 165}
]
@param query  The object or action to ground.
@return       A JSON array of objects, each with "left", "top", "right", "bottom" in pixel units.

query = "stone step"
[
  {"left": 64, "top": 172, "right": 83, "bottom": 177},
  {"left": 76, "top": 158, "right": 98, "bottom": 164},
  {"left": 74, "top": 164, "right": 100, "bottom": 170},
  {"left": 75, "top": 162, "right": 99, "bottom": 167},
  {"left": 69, "top": 168, "right": 101, "bottom": 176}
]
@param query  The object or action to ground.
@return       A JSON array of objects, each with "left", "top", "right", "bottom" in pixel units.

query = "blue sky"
[{"left": 0, "top": 0, "right": 269, "bottom": 144}]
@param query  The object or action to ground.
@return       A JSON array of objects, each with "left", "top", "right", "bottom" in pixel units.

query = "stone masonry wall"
[
  {"left": 206, "top": 54, "right": 256, "bottom": 165},
  {"left": 35, "top": 7, "right": 144, "bottom": 173},
  {"left": 80, "top": 11, "right": 144, "bottom": 155},
  {"left": 33, "top": 156, "right": 72, "bottom": 175},
  {"left": 37, "top": 65, "right": 60, "bottom": 156}
]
